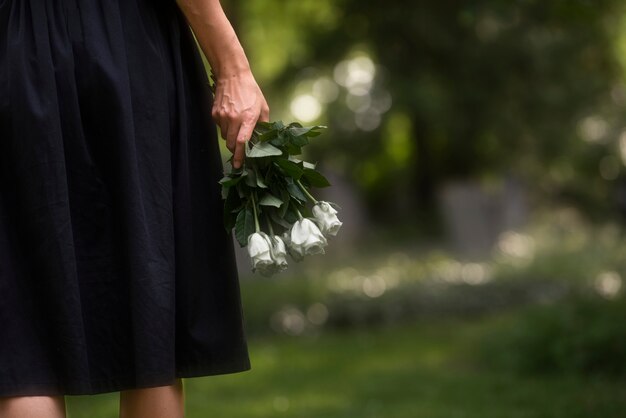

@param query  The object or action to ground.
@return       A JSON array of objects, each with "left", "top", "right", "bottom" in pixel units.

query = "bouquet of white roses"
[{"left": 219, "top": 121, "right": 342, "bottom": 276}]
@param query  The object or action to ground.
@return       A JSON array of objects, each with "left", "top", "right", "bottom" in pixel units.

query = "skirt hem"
[{"left": 0, "top": 358, "right": 252, "bottom": 397}]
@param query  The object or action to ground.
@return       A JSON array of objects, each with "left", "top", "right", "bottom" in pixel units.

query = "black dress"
[{"left": 0, "top": 0, "right": 251, "bottom": 396}]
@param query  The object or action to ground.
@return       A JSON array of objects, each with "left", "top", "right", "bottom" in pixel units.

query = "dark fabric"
[{"left": 0, "top": 0, "right": 250, "bottom": 396}]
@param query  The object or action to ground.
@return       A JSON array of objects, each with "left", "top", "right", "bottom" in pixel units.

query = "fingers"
[
  {"left": 211, "top": 82, "right": 271, "bottom": 169},
  {"left": 212, "top": 105, "right": 230, "bottom": 147},
  {"left": 219, "top": 122, "right": 230, "bottom": 148},
  {"left": 232, "top": 121, "right": 254, "bottom": 169},
  {"left": 218, "top": 104, "right": 265, "bottom": 169},
  {"left": 225, "top": 119, "right": 239, "bottom": 158},
  {"left": 260, "top": 101, "right": 270, "bottom": 123}
]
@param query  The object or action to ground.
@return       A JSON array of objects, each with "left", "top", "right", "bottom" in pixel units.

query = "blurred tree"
[{"left": 233, "top": 0, "right": 626, "bottom": 227}]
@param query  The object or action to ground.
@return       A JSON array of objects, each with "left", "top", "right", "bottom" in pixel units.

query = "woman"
[{"left": 0, "top": 0, "right": 267, "bottom": 416}]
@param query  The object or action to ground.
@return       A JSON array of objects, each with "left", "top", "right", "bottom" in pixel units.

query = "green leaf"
[
  {"left": 235, "top": 205, "right": 255, "bottom": 247},
  {"left": 244, "top": 167, "right": 257, "bottom": 188},
  {"left": 236, "top": 182, "right": 251, "bottom": 199},
  {"left": 279, "top": 188, "right": 291, "bottom": 217},
  {"left": 274, "top": 159, "right": 304, "bottom": 179},
  {"left": 286, "top": 144, "right": 303, "bottom": 155},
  {"left": 288, "top": 156, "right": 317, "bottom": 169},
  {"left": 246, "top": 141, "right": 283, "bottom": 158},
  {"left": 264, "top": 163, "right": 274, "bottom": 186},
  {"left": 259, "top": 193, "right": 283, "bottom": 208},
  {"left": 218, "top": 172, "right": 247, "bottom": 187},
  {"left": 269, "top": 132, "right": 289, "bottom": 147},
  {"left": 224, "top": 185, "right": 241, "bottom": 211},
  {"left": 254, "top": 166, "right": 268, "bottom": 188},
  {"left": 268, "top": 207, "right": 293, "bottom": 229},
  {"left": 287, "top": 182, "right": 307, "bottom": 203},
  {"left": 302, "top": 168, "right": 331, "bottom": 187},
  {"left": 287, "top": 124, "right": 326, "bottom": 137},
  {"left": 223, "top": 187, "right": 241, "bottom": 231},
  {"left": 291, "top": 135, "right": 309, "bottom": 147},
  {"left": 255, "top": 121, "right": 273, "bottom": 130},
  {"left": 284, "top": 202, "right": 300, "bottom": 224},
  {"left": 256, "top": 175, "right": 268, "bottom": 188},
  {"left": 289, "top": 126, "right": 315, "bottom": 137},
  {"left": 257, "top": 128, "right": 279, "bottom": 143}
]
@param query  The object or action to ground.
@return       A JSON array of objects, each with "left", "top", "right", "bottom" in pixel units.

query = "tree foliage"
[{"left": 235, "top": 0, "right": 626, "bottom": 222}]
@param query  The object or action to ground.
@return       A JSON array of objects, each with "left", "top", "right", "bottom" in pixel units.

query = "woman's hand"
[
  {"left": 212, "top": 70, "right": 270, "bottom": 169},
  {"left": 175, "top": 0, "right": 270, "bottom": 170}
]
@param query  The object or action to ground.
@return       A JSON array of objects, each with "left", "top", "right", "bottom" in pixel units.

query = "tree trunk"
[{"left": 411, "top": 114, "right": 436, "bottom": 215}]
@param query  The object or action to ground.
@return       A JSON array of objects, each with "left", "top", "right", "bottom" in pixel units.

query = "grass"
[{"left": 65, "top": 317, "right": 626, "bottom": 418}]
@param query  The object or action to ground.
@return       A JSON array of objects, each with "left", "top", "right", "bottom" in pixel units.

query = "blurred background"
[{"left": 68, "top": 0, "right": 626, "bottom": 417}]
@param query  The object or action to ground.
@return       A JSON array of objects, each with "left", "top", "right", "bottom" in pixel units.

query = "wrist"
[
  {"left": 210, "top": 38, "right": 251, "bottom": 79},
  {"left": 212, "top": 60, "right": 252, "bottom": 80}
]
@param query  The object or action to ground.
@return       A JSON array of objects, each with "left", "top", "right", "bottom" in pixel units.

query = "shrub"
[{"left": 478, "top": 294, "right": 626, "bottom": 378}]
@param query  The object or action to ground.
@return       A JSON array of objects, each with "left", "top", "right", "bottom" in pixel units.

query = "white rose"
[
  {"left": 247, "top": 232, "right": 274, "bottom": 273},
  {"left": 312, "top": 201, "right": 342, "bottom": 236},
  {"left": 289, "top": 218, "right": 328, "bottom": 258},
  {"left": 268, "top": 235, "right": 288, "bottom": 274},
  {"left": 282, "top": 230, "right": 304, "bottom": 262}
]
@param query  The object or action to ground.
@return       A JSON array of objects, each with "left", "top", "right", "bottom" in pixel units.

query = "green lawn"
[{"left": 66, "top": 318, "right": 626, "bottom": 418}]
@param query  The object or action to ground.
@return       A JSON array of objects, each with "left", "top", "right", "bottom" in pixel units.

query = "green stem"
[
  {"left": 251, "top": 191, "right": 260, "bottom": 233},
  {"left": 294, "top": 205, "right": 304, "bottom": 221},
  {"left": 264, "top": 211, "right": 275, "bottom": 236},
  {"left": 296, "top": 179, "right": 318, "bottom": 204}
]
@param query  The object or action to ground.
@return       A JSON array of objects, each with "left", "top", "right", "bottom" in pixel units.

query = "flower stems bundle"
[{"left": 219, "top": 121, "right": 342, "bottom": 276}]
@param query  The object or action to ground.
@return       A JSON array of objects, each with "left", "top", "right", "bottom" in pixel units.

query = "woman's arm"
[{"left": 176, "top": 0, "right": 269, "bottom": 169}]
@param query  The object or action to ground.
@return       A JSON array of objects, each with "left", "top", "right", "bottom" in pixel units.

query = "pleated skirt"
[{"left": 0, "top": 0, "right": 251, "bottom": 396}]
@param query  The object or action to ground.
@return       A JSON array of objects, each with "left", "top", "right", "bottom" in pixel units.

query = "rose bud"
[{"left": 312, "top": 201, "right": 342, "bottom": 237}]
